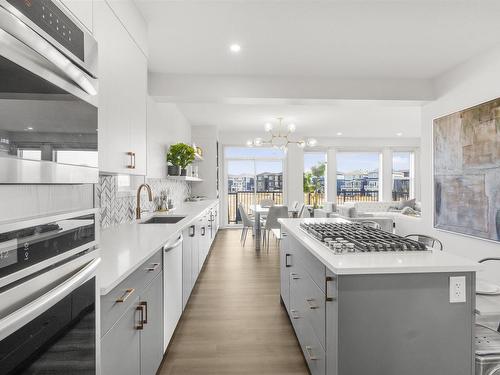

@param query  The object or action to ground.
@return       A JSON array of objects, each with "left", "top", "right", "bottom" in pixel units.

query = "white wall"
[
  {"left": 420, "top": 45, "right": 500, "bottom": 262},
  {"left": 147, "top": 98, "right": 192, "bottom": 178}
]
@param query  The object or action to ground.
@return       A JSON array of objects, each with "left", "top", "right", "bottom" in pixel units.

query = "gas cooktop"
[{"left": 299, "top": 222, "right": 429, "bottom": 254}]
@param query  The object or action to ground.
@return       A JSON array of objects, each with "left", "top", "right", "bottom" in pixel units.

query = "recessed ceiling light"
[
  {"left": 229, "top": 44, "right": 241, "bottom": 53},
  {"left": 26, "top": 127, "right": 33, "bottom": 131},
  {"left": 336, "top": 132, "right": 343, "bottom": 136},
  {"left": 396, "top": 132, "right": 403, "bottom": 136}
]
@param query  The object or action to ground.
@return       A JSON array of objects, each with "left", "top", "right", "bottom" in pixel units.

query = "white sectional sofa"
[{"left": 315, "top": 200, "right": 421, "bottom": 233}]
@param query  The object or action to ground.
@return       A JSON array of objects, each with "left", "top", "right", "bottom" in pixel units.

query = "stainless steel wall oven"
[
  {"left": 0, "top": 0, "right": 98, "bottom": 183},
  {"left": 0, "top": 209, "right": 100, "bottom": 374}
]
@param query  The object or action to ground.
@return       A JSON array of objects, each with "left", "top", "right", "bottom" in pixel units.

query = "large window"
[
  {"left": 17, "top": 149, "right": 42, "bottom": 161},
  {"left": 392, "top": 151, "right": 414, "bottom": 201},
  {"left": 336, "top": 152, "right": 380, "bottom": 204},
  {"left": 225, "top": 147, "right": 284, "bottom": 225},
  {"left": 303, "top": 152, "right": 326, "bottom": 206}
]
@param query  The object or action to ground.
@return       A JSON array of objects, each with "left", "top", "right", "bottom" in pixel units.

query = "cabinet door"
[
  {"left": 182, "top": 226, "right": 194, "bottom": 309},
  {"left": 93, "top": 1, "right": 147, "bottom": 175},
  {"left": 191, "top": 225, "right": 200, "bottom": 286},
  {"left": 325, "top": 269, "right": 338, "bottom": 375},
  {"left": 280, "top": 233, "right": 291, "bottom": 312},
  {"left": 101, "top": 298, "right": 141, "bottom": 375},
  {"left": 140, "top": 273, "right": 164, "bottom": 375}
]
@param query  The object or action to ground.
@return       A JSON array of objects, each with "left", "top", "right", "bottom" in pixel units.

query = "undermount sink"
[{"left": 141, "top": 216, "right": 186, "bottom": 224}]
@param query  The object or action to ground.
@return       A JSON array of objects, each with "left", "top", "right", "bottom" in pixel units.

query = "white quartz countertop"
[
  {"left": 98, "top": 199, "right": 218, "bottom": 295},
  {"left": 279, "top": 218, "right": 481, "bottom": 275}
]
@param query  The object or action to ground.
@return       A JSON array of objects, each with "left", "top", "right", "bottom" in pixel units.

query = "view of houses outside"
[
  {"left": 226, "top": 151, "right": 284, "bottom": 223},
  {"left": 392, "top": 151, "right": 412, "bottom": 200},
  {"left": 336, "top": 152, "right": 380, "bottom": 203}
]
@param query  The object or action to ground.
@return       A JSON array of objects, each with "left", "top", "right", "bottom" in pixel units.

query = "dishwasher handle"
[{"left": 164, "top": 234, "right": 183, "bottom": 252}]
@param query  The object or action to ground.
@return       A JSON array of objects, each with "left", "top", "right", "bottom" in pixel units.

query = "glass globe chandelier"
[{"left": 246, "top": 117, "right": 317, "bottom": 151}]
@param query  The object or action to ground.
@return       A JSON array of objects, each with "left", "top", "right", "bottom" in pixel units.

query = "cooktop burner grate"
[{"left": 299, "top": 222, "right": 429, "bottom": 254}]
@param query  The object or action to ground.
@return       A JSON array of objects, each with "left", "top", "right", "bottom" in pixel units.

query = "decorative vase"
[
  {"left": 180, "top": 168, "right": 187, "bottom": 176},
  {"left": 168, "top": 165, "right": 180, "bottom": 176}
]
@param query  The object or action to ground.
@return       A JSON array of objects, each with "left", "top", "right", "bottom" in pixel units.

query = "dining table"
[{"left": 248, "top": 204, "right": 299, "bottom": 250}]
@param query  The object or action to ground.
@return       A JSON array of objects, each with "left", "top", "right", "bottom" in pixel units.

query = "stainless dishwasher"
[{"left": 163, "top": 234, "right": 183, "bottom": 351}]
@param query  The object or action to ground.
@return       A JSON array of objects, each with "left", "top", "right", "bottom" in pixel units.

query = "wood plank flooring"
[{"left": 158, "top": 229, "right": 309, "bottom": 375}]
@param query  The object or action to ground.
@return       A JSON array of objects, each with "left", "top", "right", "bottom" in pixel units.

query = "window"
[
  {"left": 392, "top": 151, "right": 414, "bottom": 200},
  {"left": 336, "top": 152, "right": 380, "bottom": 204},
  {"left": 55, "top": 150, "right": 98, "bottom": 168},
  {"left": 225, "top": 147, "right": 284, "bottom": 225},
  {"left": 17, "top": 149, "right": 42, "bottom": 161},
  {"left": 303, "top": 152, "right": 326, "bottom": 206}
]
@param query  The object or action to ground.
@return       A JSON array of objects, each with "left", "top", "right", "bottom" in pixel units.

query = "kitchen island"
[{"left": 279, "top": 218, "right": 480, "bottom": 375}]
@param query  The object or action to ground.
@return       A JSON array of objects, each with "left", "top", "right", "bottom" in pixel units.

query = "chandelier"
[{"left": 246, "top": 117, "right": 317, "bottom": 150}]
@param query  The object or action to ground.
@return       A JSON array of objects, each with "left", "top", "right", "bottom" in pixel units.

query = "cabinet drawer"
[
  {"left": 300, "top": 272, "right": 326, "bottom": 350},
  {"left": 101, "top": 250, "right": 162, "bottom": 336},
  {"left": 296, "top": 314, "right": 326, "bottom": 375},
  {"left": 295, "top": 242, "right": 326, "bottom": 293}
]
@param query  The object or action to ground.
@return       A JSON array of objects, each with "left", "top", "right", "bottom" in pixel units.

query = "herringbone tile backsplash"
[{"left": 96, "top": 175, "right": 190, "bottom": 228}]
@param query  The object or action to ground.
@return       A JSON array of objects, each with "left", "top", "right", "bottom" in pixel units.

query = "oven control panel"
[{"left": 7, "top": 0, "right": 84, "bottom": 60}]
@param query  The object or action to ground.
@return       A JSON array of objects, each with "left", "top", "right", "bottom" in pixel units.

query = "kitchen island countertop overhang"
[{"left": 98, "top": 199, "right": 219, "bottom": 295}]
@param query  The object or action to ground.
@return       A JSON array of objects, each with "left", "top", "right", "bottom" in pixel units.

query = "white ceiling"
[
  {"left": 177, "top": 101, "right": 422, "bottom": 138},
  {"left": 137, "top": 0, "right": 500, "bottom": 79},
  {"left": 136, "top": 0, "right": 500, "bottom": 137}
]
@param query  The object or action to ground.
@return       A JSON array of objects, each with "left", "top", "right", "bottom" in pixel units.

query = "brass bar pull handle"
[
  {"left": 326, "top": 276, "right": 336, "bottom": 302},
  {"left": 305, "top": 346, "right": 317, "bottom": 361},
  {"left": 285, "top": 253, "right": 292, "bottom": 267},
  {"left": 116, "top": 288, "right": 135, "bottom": 303},
  {"left": 306, "top": 298, "right": 319, "bottom": 309},
  {"left": 126, "top": 152, "right": 135, "bottom": 169},
  {"left": 140, "top": 301, "right": 148, "bottom": 324},
  {"left": 146, "top": 263, "right": 160, "bottom": 272},
  {"left": 136, "top": 305, "right": 145, "bottom": 330},
  {"left": 291, "top": 309, "right": 300, "bottom": 319}
]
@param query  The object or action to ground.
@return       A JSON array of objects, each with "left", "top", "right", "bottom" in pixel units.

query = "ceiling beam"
[{"left": 149, "top": 73, "right": 435, "bottom": 103}]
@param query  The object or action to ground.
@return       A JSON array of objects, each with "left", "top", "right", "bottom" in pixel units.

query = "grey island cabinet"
[{"left": 279, "top": 218, "right": 480, "bottom": 375}]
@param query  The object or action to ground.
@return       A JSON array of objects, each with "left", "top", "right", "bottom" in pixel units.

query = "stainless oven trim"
[
  {"left": 0, "top": 208, "right": 100, "bottom": 288},
  {"left": 0, "top": 256, "right": 100, "bottom": 341},
  {"left": 0, "top": 0, "right": 97, "bottom": 78},
  {"left": 0, "top": 5, "right": 97, "bottom": 102}
]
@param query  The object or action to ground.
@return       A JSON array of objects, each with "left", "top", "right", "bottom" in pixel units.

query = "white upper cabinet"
[
  {"left": 93, "top": 1, "right": 147, "bottom": 175},
  {"left": 60, "top": 0, "right": 93, "bottom": 32}
]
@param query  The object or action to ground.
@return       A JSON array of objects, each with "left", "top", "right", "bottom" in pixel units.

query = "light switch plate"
[{"left": 449, "top": 276, "right": 466, "bottom": 303}]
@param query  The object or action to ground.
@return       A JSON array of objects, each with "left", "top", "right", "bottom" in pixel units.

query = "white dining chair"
[
  {"left": 259, "top": 198, "right": 275, "bottom": 208},
  {"left": 238, "top": 203, "right": 255, "bottom": 246},
  {"left": 262, "top": 205, "right": 288, "bottom": 252}
]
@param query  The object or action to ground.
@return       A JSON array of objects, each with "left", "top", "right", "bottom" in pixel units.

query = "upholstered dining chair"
[
  {"left": 262, "top": 205, "right": 288, "bottom": 252},
  {"left": 405, "top": 234, "right": 443, "bottom": 251},
  {"left": 238, "top": 203, "right": 255, "bottom": 246}
]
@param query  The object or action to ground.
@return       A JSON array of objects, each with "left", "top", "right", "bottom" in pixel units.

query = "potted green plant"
[{"left": 167, "top": 143, "right": 195, "bottom": 176}]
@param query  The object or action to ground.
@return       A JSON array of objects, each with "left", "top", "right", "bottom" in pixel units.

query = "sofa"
[{"left": 314, "top": 200, "right": 421, "bottom": 233}]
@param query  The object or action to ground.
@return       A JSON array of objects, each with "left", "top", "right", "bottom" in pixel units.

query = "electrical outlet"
[{"left": 449, "top": 276, "right": 466, "bottom": 303}]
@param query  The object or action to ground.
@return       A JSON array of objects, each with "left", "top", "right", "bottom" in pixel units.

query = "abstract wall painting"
[{"left": 434, "top": 98, "right": 500, "bottom": 242}]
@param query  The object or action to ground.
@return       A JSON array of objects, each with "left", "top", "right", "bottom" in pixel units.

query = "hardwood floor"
[{"left": 158, "top": 229, "right": 309, "bottom": 375}]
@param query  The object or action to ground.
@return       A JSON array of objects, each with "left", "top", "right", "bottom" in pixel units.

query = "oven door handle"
[{"left": 0, "top": 257, "right": 100, "bottom": 342}]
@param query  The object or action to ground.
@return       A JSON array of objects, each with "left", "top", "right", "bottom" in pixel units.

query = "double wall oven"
[
  {"left": 0, "top": 0, "right": 98, "bottom": 183},
  {"left": 0, "top": 209, "right": 100, "bottom": 374}
]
